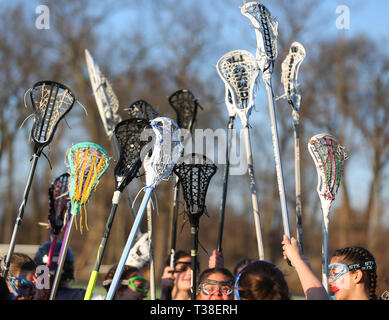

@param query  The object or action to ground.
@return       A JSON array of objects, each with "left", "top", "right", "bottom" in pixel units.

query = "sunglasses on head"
[{"left": 199, "top": 279, "right": 233, "bottom": 296}]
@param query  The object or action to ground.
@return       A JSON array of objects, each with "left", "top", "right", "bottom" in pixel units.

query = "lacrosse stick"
[
  {"left": 49, "top": 142, "right": 110, "bottom": 300},
  {"left": 241, "top": 2, "right": 292, "bottom": 247},
  {"left": 308, "top": 134, "right": 348, "bottom": 291},
  {"left": 173, "top": 153, "right": 217, "bottom": 300},
  {"left": 46, "top": 173, "right": 71, "bottom": 269},
  {"left": 168, "top": 89, "right": 202, "bottom": 268},
  {"left": 105, "top": 117, "right": 183, "bottom": 300},
  {"left": 126, "top": 99, "right": 159, "bottom": 300},
  {"left": 3, "top": 81, "right": 75, "bottom": 279},
  {"left": 216, "top": 49, "right": 265, "bottom": 260},
  {"left": 217, "top": 86, "right": 236, "bottom": 253},
  {"left": 278, "top": 42, "right": 306, "bottom": 251},
  {"left": 84, "top": 119, "right": 149, "bottom": 300},
  {"left": 85, "top": 49, "right": 139, "bottom": 224},
  {"left": 126, "top": 99, "right": 159, "bottom": 121}
]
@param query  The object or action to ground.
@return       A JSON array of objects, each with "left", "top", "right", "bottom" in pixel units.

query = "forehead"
[
  {"left": 16, "top": 269, "right": 34, "bottom": 280},
  {"left": 177, "top": 257, "right": 191, "bottom": 263},
  {"left": 330, "top": 256, "right": 345, "bottom": 264},
  {"left": 205, "top": 272, "right": 231, "bottom": 282}
]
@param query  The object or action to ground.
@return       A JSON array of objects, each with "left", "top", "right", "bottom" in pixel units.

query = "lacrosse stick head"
[
  {"left": 280, "top": 42, "right": 306, "bottom": 111},
  {"left": 113, "top": 118, "right": 151, "bottom": 191},
  {"left": 241, "top": 1, "right": 278, "bottom": 73},
  {"left": 143, "top": 117, "right": 183, "bottom": 189},
  {"left": 173, "top": 153, "right": 217, "bottom": 226},
  {"left": 65, "top": 142, "right": 110, "bottom": 231},
  {"left": 85, "top": 49, "right": 122, "bottom": 137},
  {"left": 125, "top": 100, "right": 158, "bottom": 121},
  {"left": 216, "top": 50, "right": 259, "bottom": 122},
  {"left": 308, "top": 134, "right": 348, "bottom": 212},
  {"left": 29, "top": 80, "right": 75, "bottom": 155},
  {"left": 48, "top": 173, "right": 70, "bottom": 236},
  {"left": 168, "top": 89, "right": 202, "bottom": 132}
]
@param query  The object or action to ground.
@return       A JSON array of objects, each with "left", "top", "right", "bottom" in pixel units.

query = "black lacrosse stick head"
[
  {"left": 48, "top": 173, "right": 70, "bottom": 236},
  {"left": 125, "top": 99, "right": 158, "bottom": 121},
  {"left": 173, "top": 153, "right": 217, "bottom": 227},
  {"left": 168, "top": 89, "right": 202, "bottom": 132},
  {"left": 30, "top": 80, "right": 75, "bottom": 155},
  {"left": 114, "top": 118, "right": 151, "bottom": 191}
]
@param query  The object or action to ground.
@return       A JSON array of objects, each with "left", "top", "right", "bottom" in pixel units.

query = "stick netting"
[
  {"left": 114, "top": 118, "right": 151, "bottom": 190},
  {"left": 48, "top": 173, "right": 70, "bottom": 236},
  {"left": 65, "top": 142, "right": 110, "bottom": 232},
  {"left": 144, "top": 117, "right": 183, "bottom": 189},
  {"left": 30, "top": 81, "right": 75, "bottom": 151},
  {"left": 308, "top": 134, "right": 348, "bottom": 201},
  {"left": 168, "top": 89, "right": 201, "bottom": 131},
  {"left": 125, "top": 100, "right": 158, "bottom": 121},
  {"left": 173, "top": 154, "right": 217, "bottom": 219},
  {"left": 280, "top": 42, "right": 306, "bottom": 110},
  {"left": 216, "top": 50, "right": 259, "bottom": 112}
]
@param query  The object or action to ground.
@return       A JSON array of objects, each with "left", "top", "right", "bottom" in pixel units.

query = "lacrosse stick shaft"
[
  {"left": 243, "top": 125, "right": 265, "bottom": 260},
  {"left": 293, "top": 116, "right": 304, "bottom": 252},
  {"left": 46, "top": 235, "right": 58, "bottom": 268},
  {"left": 169, "top": 177, "right": 180, "bottom": 267},
  {"left": 321, "top": 206, "right": 330, "bottom": 292},
  {"left": 3, "top": 154, "right": 39, "bottom": 278},
  {"left": 190, "top": 225, "right": 199, "bottom": 301},
  {"left": 264, "top": 77, "right": 291, "bottom": 238},
  {"left": 84, "top": 191, "right": 122, "bottom": 300},
  {"left": 106, "top": 187, "right": 153, "bottom": 300},
  {"left": 217, "top": 116, "right": 235, "bottom": 252},
  {"left": 49, "top": 214, "right": 75, "bottom": 300},
  {"left": 146, "top": 202, "right": 156, "bottom": 300}
]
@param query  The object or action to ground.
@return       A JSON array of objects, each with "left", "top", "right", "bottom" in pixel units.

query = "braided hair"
[{"left": 333, "top": 246, "right": 377, "bottom": 300}]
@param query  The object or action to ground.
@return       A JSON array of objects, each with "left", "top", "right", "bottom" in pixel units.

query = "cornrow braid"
[{"left": 333, "top": 246, "right": 377, "bottom": 300}]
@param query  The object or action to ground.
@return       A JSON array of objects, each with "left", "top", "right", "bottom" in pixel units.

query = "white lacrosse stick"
[
  {"left": 308, "top": 133, "right": 348, "bottom": 291},
  {"left": 278, "top": 42, "right": 306, "bottom": 251},
  {"left": 85, "top": 49, "right": 140, "bottom": 226},
  {"left": 105, "top": 117, "right": 183, "bottom": 300},
  {"left": 241, "top": 2, "right": 291, "bottom": 243},
  {"left": 216, "top": 49, "right": 264, "bottom": 260}
]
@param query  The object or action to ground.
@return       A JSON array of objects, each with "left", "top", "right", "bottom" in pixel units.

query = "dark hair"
[
  {"left": 165, "top": 250, "right": 200, "bottom": 271},
  {"left": 103, "top": 265, "right": 139, "bottom": 292},
  {"left": 9, "top": 253, "right": 36, "bottom": 277},
  {"left": 0, "top": 276, "right": 11, "bottom": 300},
  {"left": 233, "top": 258, "right": 255, "bottom": 277},
  {"left": 198, "top": 267, "right": 234, "bottom": 284},
  {"left": 236, "top": 261, "right": 290, "bottom": 300},
  {"left": 333, "top": 246, "right": 377, "bottom": 300}
]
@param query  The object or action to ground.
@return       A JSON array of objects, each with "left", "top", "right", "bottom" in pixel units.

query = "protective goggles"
[
  {"left": 198, "top": 279, "right": 234, "bottom": 296},
  {"left": 121, "top": 276, "right": 149, "bottom": 294},
  {"left": 9, "top": 277, "right": 35, "bottom": 298},
  {"left": 328, "top": 261, "right": 376, "bottom": 282}
]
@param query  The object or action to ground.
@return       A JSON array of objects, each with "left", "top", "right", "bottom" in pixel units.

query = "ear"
[{"left": 352, "top": 270, "right": 364, "bottom": 284}]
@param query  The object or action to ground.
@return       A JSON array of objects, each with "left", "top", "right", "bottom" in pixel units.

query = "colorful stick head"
[
  {"left": 30, "top": 80, "right": 75, "bottom": 155},
  {"left": 114, "top": 118, "right": 151, "bottom": 191},
  {"left": 65, "top": 142, "right": 110, "bottom": 232},
  {"left": 308, "top": 134, "right": 348, "bottom": 206},
  {"left": 48, "top": 173, "right": 71, "bottom": 235}
]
